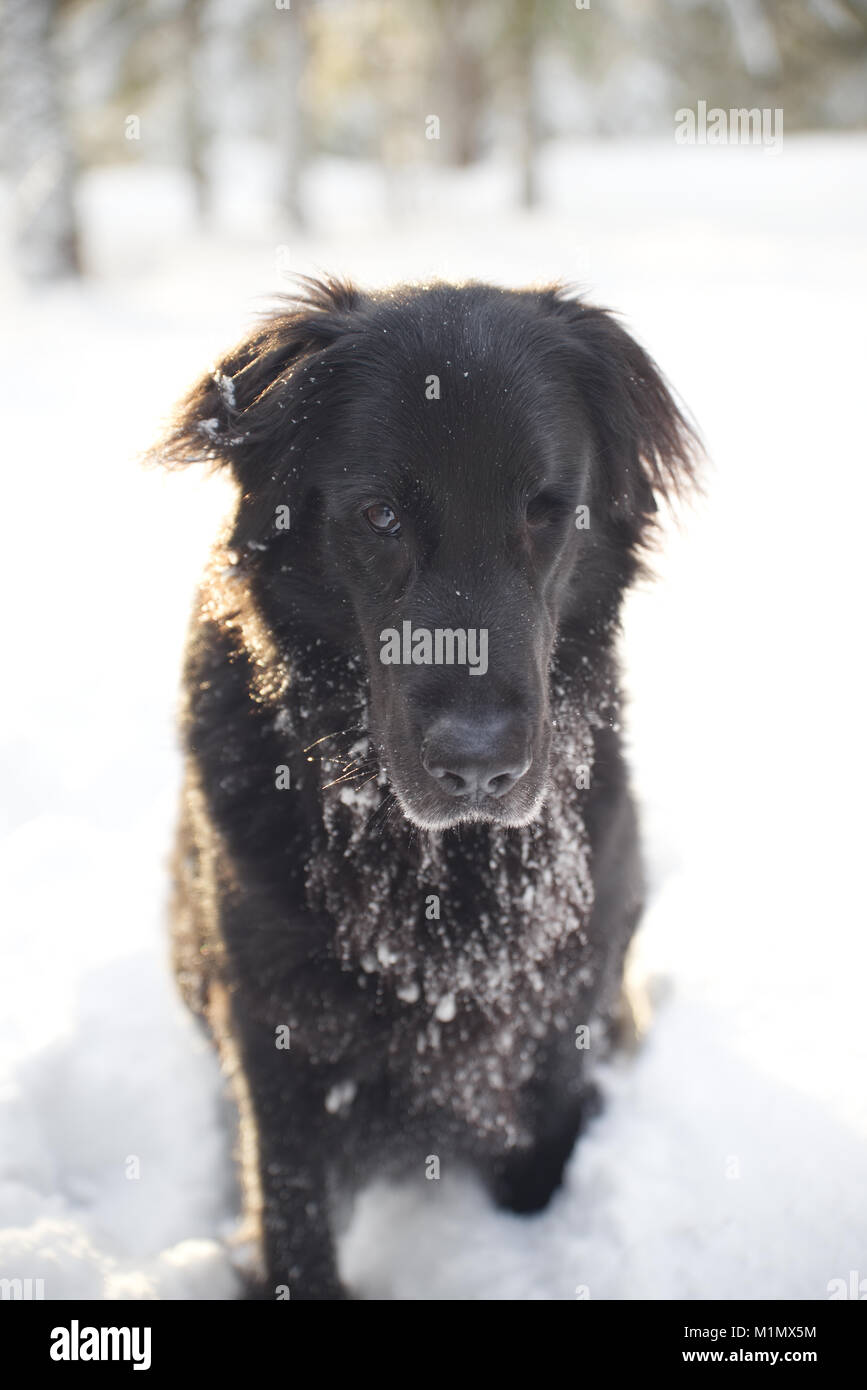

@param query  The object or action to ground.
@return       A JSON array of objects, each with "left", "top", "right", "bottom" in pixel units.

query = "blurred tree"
[
  {"left": 654, "top": 0, "right": 867, "bottom": 128},
  {"left": 272, "top": 2, "right": 310, "bottom": 228},
  {"left": 183, "top": 0, "right": 210, "bottom": 222},
  {"left": 2, "top": 0, "right": 81, "bottom": 279},
  {"left": 430, "top": 0, "right": 490, "bottom": 166},
  {"left": 504, "top": 0, "right": 543, "bottom": 208}
]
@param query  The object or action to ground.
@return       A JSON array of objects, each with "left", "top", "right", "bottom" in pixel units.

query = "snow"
[
  {"left": 1, "top": 135, "right": 866, "bottom": 1300},
  {"left": 324, "top": 1082, "right": 357, "bottom": 1117}
]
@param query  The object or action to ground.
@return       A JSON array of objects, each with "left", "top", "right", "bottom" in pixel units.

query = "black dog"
[{"left": 155, "top": 277, "right": 696, "bottom": 1299}]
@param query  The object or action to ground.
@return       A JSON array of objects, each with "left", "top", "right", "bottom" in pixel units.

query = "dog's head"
[{"left": 157, "top": 278, "right": 696, "bottom": 830}]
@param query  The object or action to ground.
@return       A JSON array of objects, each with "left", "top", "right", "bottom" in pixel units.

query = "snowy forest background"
[
  {"left": 3, "top": 0, "right": 867, "bottom": 281},
  {"left": 1, "top": 0, "right": 866, "bottom": 1300}
]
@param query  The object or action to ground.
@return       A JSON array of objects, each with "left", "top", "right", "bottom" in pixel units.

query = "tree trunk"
[
  {"left": 183, "top": 0, "right": 210, "bottom": 224},
  {"left": 436, "top": 0, "right": 486, "bottom": 167},
  {"left": 514, "top": 0, "right": 541, "bottom": 209},
  {"left": 275, "top": 9, "right": 308, "bottom": 229},
  {"left": 2, "top": 0, "right": 81, "bottom": 280}
]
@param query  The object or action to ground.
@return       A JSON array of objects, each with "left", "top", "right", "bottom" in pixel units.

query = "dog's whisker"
[
  {"left": 303, "top": 723, "right": 366, "bottom": 754},
  {"left": 322, "top": 769, "right": 364, "bottom": 789},
  {"left": 363, "top": 789, "right": 397, "bottom": 836}
]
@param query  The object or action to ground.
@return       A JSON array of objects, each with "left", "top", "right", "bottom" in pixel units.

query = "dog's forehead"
[
  {"left": 351, "top": 285, "right": 549, "bottom": 396},
  {"left": 328, "top": 290, "right": 575, "bottom": 493}
]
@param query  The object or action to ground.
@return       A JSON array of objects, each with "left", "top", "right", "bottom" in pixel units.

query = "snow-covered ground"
[{"left": 1, "top": 136, "right": 865, "bottom": 1299}]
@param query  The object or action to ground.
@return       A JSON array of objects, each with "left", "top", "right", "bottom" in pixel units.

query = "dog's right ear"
[{"left": 148, "top": 276, "right": 360, "bottom": 487}]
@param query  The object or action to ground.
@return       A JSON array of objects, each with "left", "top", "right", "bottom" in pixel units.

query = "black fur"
[{"left": 155, "top": 278, "right": 696, "bottom": 1299}]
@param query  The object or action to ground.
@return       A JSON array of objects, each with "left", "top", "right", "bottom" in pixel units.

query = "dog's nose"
[{"left": 422, "top": 715, "right": 532, "bottom": 800}]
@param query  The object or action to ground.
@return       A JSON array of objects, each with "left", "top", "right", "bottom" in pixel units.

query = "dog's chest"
[
  {"left": 305, "top": 747, "right": 602, "bottom": 1148},
  {"left": 385, "top": 949, "right": 595, "bottom": 1149}
]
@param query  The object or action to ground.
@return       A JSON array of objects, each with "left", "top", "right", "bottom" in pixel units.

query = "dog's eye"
[
  {"left": 364, "top": 502, "right": 401, "bottom": 537},
  {"left": 526, "top": 492, "right": 566, "bottom": 527}
]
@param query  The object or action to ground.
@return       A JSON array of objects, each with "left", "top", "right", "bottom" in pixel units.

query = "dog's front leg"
[
  {"left": 256, "top": 1120, "right": 347, "bottom": 1301},
  {"left": 230, "top": 1016, "right": 348, "bottom": 1301}
]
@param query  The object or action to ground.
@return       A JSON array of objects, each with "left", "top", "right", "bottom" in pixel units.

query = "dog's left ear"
[{"left": 543, "top": 290, "right": 700, "bottom": 552}]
